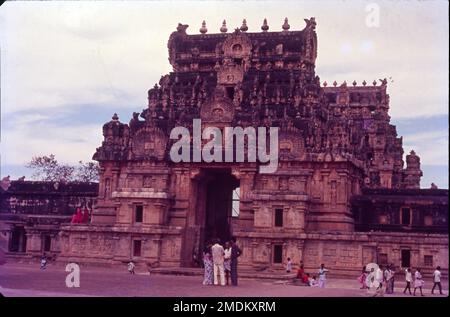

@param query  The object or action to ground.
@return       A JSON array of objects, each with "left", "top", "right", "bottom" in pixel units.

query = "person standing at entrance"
[
  {"left": 318, "top": 263, "right": 329, "bottom": 288},
  {"left": 431, "top": 266, "right": 444, "bottom": 295},
  {"left": 230, "top": 236, "right": 242, "bottom": 286},
  {"left": 211, "top": 239, "right": 225, "bottom": 286},
  {"left": 202, "top": 244, "right": 213, "bottom": 285},
  {"left": 223, "top": 242, "right": 232, "bottom": 285}
]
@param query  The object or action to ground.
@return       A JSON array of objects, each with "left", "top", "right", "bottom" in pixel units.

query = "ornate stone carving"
[{"left": 200, "top": 95, "right": 235, "bottom": 123}]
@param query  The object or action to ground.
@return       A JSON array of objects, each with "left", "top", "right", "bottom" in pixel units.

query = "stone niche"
[
  {"left": 160, "top": 236, "right": 182, "bottom": 266},
  {"left": 251, "top": 242, "right": 271, "bottom": 264},
  {"left": 253, "top": 206, "right": 272, "bottom": 228},
  {"left": 145, "top": 202, "right": 170, "bottom": 225}
]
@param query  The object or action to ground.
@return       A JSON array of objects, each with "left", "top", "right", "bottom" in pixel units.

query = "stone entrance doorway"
[
  {"left": 182, "top": 168, "right": 239, "bottom": 267},
  {"left": 9, "top": 226, "right": 27, "bottom": 253},
  {"left": 202, "top": 169, "right": 239, "bottom": 246}
]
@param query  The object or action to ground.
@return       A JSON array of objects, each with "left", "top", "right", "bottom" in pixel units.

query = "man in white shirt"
[
  {"left": 211, "top": 239, "right": 225, "bottom": 286},
  {"left": 318, "top": 263, "right": 329, "bottom": 288},
  {"left": 403, "top": 267, "right": 412, "bottom": 295},
  {"left": 431, "top": 266, "right": 444, "bottom": 295}
]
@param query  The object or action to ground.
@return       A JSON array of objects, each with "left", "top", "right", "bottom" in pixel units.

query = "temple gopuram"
[{"left": 2, "top": 18, "right": 447, "bottom": 276}]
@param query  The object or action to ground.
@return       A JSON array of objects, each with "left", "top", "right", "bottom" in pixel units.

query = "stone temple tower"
[{"left": 56, "top": 18, "right": 447, "bottom": 276}]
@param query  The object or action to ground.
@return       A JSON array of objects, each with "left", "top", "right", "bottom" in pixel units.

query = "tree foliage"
[{"left": 27, "top": 154, "right": 99, "bottom": 182}]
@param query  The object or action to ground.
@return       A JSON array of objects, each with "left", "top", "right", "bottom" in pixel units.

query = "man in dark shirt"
[{"left": 230, "top": 236, "right": 242, "bottom": 286}]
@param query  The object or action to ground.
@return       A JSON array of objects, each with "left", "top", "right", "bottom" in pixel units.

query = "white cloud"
[
  {"left": 0, "top": 0, "right": 448, "bottom": 171},
  {"left": 0, "top": 122, "right": 103, "bottom": 166},
  {"left": 403, "top": 130, "right": 449, "bottom": 166}
]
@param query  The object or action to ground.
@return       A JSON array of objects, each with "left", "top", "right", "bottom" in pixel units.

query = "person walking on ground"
[
  {"left": 223, "top": 241, "right": 232, "bottom": 285},
  {"left": 413, "top": 268, "right": 425, "bottom": 296},
  {"left": 373, "top": 265, "right": 385, "bottom": 297},
  {"left": 389, "top": 264, "right": 396, "bottom": 293},
  {"left": 365, "top": 267, "right": 375, "bottom": 291},
  {"left": 358, "top": 266, "right": 368, "bottom": 289},
  {"left": 286, "top": 257, "right": 292, "bottom": 273},
  {"left": 384, "top": 265, "right": 394, "bottom": 294},
  {"left": 202, "top": 244, "right": 214, "bottom": 285},
  {"left": 40, "top": 254, "right": 47, "bottom": 270},
  {"left": 431, "top": 266, "right": 444, "bottom": 295},
  {"left": 318, "top": 263, "right": 329, "bottom": 288},
  {"left": 211, "top": 239, "right": 225, "bottom": 286},
  {"left": 403, "top": 267, "right": 412, "bottom": 295},
  {"left": 127, "top": 261, "right": 135, "bottom": 274},
  {"left": 230, "top": 236, "right": 242, "bottom": 286}
]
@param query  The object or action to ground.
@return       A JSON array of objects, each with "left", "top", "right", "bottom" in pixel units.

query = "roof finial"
[
  {"left": 352, "top": 80, "right": 357, "bottom": 86},
  {"left": 362, "top": 80, "right": 367, "bottom": 86},
  {"left": 112, "top": 113, "right": 119, "bottom": 121},
  {"left": 199, "top": 20, "right": 207, "bottom": 34},
  {"left": 372, "top": 80, "right": 377, "bottom": 86},
  {"left": 261, "top": 18, "right": 269, "bottom": 32},
  {"left": 282, "top": 17, "right": 290, "bottom": 31},
  {"left": 323, "top": 81, "right": 328, "bottom": 87},
  {"left": 240, "top": 19, "right": 248, "bottom": 32},
  {"left": 220, "top": 20, "right": 227, "bottom": 33}
]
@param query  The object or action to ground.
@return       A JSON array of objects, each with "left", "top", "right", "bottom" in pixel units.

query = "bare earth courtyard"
[{"left": 0, "top": 263, "right": 447, "bottom": 297}]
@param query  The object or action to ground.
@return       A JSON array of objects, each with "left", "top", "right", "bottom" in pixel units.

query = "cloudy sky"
[{"left": 0, "top": 0, "right": 448, "bottom": 188}]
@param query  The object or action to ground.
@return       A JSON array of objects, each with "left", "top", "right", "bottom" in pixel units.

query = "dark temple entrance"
[
  {"left": 203, "top": 169, "right": 239, "bottom": 246},
  {"left": 182, "top": 168, "right": 240, "bottom": 267},
  {"left": 9, "top": 226, "right": 27, "bottom": 253}
]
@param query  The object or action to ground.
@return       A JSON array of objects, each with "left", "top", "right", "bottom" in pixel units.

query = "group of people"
[
  {"left": 358, "top": 264, "right": 444, "bottom": 296},
  {"left": 71, "top": 207, "right": 90, "bottom": 224},
  {"left": 291, "top": 260, "right": 328, "bottom": 288},
  {"left": 202, "top": 237, "right": 242, "bottom": 286}
]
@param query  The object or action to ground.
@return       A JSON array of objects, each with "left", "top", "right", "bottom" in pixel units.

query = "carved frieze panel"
[
  {"left": 200, "top": 96, "right": 234, "bottom": 123},
  {"left": 278, "top": 132, "right": 304, "bottom": 160},
  {"left": 222, "top": 32, "right": 252, "bottom": 60},
  {"left": 131, "top": 128, "right": 166, "bottom": 160}
]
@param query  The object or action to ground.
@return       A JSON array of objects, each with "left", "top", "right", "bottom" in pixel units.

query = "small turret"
[
  {"left": 240, "top": 19, "right": 248, "bottom": 32},
  {"left": 261, "top": 18, "right": 269, "bottom": 32},
  {"left": 402, "top": 150, "right": 423, "bottom": 189}
]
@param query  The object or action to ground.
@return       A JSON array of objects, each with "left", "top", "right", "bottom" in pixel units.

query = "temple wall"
[
  {"left": 58, "top": 224, "right": 183, "bottom": 267},
  {"left": 234, "top": 231, "right": 448, "bottom": 276}
]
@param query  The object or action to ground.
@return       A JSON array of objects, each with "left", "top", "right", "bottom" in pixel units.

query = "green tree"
[{"left": 27, "top": 154, "right": 99, "bottom": 182}]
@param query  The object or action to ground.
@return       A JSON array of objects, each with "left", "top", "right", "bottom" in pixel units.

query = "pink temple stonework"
[{"left": 1, "top": 18, "right": 447, "bottom": 277}]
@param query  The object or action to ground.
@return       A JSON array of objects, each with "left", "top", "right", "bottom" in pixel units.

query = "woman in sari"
[
  {"left": 413, "top": 268, "right": 425, "bottom": 296},
  {"left": 71, "top": 207, "right": 83, "bottom": 224},
  {"left": 358, "top": 266, "right": 368, "bottom": 289},
  {"left": 202, "top": 244, "right": 213, "bottom": 285}
]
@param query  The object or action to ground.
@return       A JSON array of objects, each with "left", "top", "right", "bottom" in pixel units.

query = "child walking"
[{"left": 286, "top": 257, "right": 292, "bottom": 273}]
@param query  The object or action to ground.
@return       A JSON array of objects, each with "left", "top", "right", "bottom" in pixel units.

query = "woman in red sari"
[
  {"left": 296, "top": 264, "right": 305, "bottom": 280},
  {"left": 82, "top": 207, "right": 90, "bottom": 223},
  {"left": 71, "top": 207, "right": 83, "bottom": 224}
]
